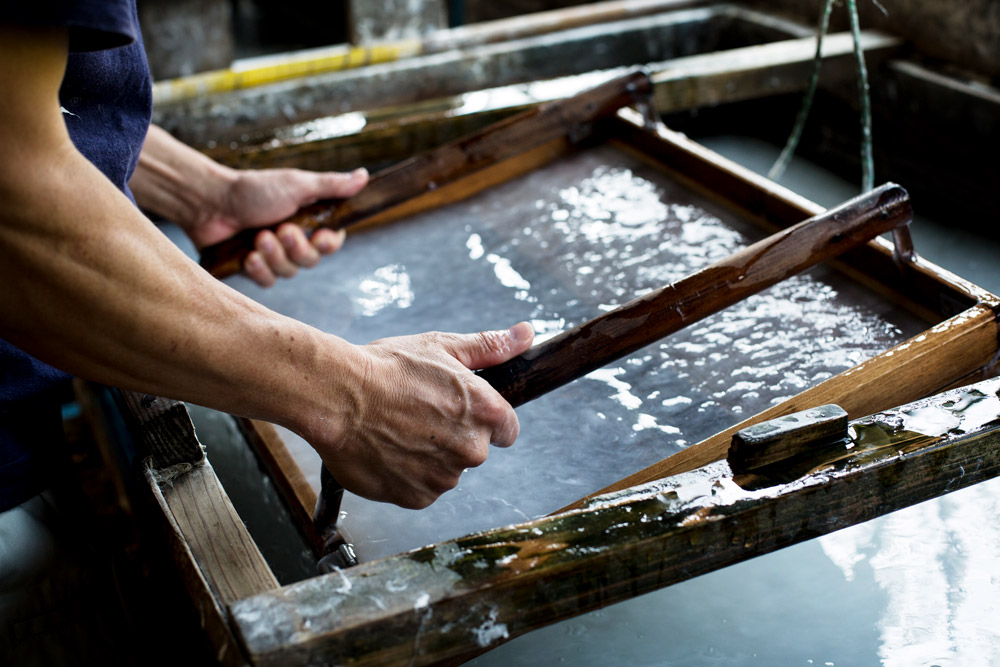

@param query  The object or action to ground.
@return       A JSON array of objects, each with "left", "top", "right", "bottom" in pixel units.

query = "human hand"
[
  {"left": 305, "top": 322, "right": 535, "bottom": 509},
  {"left": 192, "top": 167, "right": 369, "bottom": 286}
]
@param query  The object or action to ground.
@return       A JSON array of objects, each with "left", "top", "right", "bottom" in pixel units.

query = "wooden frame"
[{"left": 114, "top": 104, "right": 1000, "bottom": 664}]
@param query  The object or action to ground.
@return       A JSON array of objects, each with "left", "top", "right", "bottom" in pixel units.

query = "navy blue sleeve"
[{"left": 1, "top": 0, "right": 138, "bottom": 51}]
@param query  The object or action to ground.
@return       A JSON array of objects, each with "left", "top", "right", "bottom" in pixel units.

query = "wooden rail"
[{"left": 230, "top": 379, "right": 1000, "bottom": 666}]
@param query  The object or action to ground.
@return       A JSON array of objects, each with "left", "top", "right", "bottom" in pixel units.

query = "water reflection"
[
  {"left": 820, "top": 483, "right": 1000, "bottom": 666},
  {"left": 354, "top": 263, "right": 414, "bottom": 316}
]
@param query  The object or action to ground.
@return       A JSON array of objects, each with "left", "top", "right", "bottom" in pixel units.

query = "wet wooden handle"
[
  {"left": 477, "top": 183, "right": 913, "bottom": 407},
  {"left": 199, "top": 69, "right": 654, "bottom": 279}
]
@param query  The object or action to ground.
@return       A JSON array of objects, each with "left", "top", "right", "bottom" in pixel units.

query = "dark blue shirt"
[{"left": 0, "top": 0, "right": 152, "bottom": 510}]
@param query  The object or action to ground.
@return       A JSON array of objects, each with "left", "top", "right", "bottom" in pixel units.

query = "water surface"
[{"left": 227, "top": 143, "right": 924, "bottom": 561}]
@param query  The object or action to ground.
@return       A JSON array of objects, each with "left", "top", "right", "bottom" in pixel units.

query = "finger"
[
  {"left": 243, "top": 250, "right": 277, "bottom": 287},
  {"left": 443, "top": 321, "right": 535, "bottom": 371},
  {"left": 311, "top": 228, "right": 347, "bottom": 255},
  {"left": 276, "top": 223, "right": 320, "bottom": 268},
  {"left": 312, "top": 167, "right": 369, "bottom": 200},
  {"left": 255, "top": 229, "right": 299, "bottom": 278},
  {"left": 484, "top": 394, "right": 521, "bottom": 452},
  {"left": 490, "top": 406, "right": 520, "bottom": 449}
]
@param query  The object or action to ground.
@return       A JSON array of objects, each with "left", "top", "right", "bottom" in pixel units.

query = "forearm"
[
  {"left": 129, "top": 124, "right": 236, "bottom": 234},
  {"left": 0, "top": 142, "right": 354, "bottom": 434},
  {"left": 0, "top": 23, "right": 531, "bottom": 510}
]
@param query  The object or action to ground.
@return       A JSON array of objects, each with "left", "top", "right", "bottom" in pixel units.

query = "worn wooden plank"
[
  {"left": 649, "top": 29, "right": 900, "bottom": 111},
  {"left": 230, "top": 379, "right": 1000, "bottom": 666},
  {"left": 424, "top": 0, "right": 710, "bottom": 53},
  {"left": 151, "top": 0, "right": 708, "bottom": 105},
  {"left": 477, "top": 182, "right": 911, "bottom": 406},
  {"left": 561, "top": 303, "right": 1000, "bottom": 511},
  {"left": 153, "top": 462, "right": 279, "bottom": 604},
  {"left": 116, "top": 390, "right": 205, "bottom": 470},
  {"left": 145, "top": 461, "right": 276, "bottom": 667},
  {"left": 199, "top": 70, "right": 652, "bottom": 277},
  {"left": 114, "top": 390, "right": 279, "bottom": 663},
  {"left": 347, "top": 136, "right": 574, "bottom": 233},
  {"left": 747, "top": 0, "right": 1000, "bottom": 78}
]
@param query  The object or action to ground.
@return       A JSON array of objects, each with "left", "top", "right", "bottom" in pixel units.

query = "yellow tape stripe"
[{"left": 152, "top": 40, "right": 423, "bottom": 105}]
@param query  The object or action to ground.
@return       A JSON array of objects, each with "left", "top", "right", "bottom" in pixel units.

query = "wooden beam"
[
  {"left": 744, "top": 0, "right": 1000, "bottom": 78},
  {"left": 229, "top": 379, "right": 1000, "bottom": 666},
  {"left": 150, "top": 462, "right": 279, "bottom": 604},
  {"left": 115, "top": 390, "right": 205, "bottom": 470},
  {"left": 238, "top": 419, "right": 323, "bottom": 554},
  {"left": 649, "top": 29, "right": 901, "bottom": 112},
  {"left": 423, "top": 0, "right": 711, "bottom": 53},
  {"left": 115, "top": 391, "right": 279, "bottom": 665},
  {"left": 559, "top": 303, "right": 1000, "bottom": 510},
  {"left": 207, "top": 30, "right": 901, "bottom": 174}
]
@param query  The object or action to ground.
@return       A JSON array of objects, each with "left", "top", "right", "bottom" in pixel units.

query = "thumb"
[
  {"left": 314, "top": 168, "right": 369, "bottom": 199},
  {"left": 446, "top": 322, "right": 534, "bottom": 371}
]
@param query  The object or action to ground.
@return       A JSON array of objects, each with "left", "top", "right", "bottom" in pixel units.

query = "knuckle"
[
  {"left": 475, "top": 330, "right": 508, "bottom": 357},
  {"left": 464, "top": 445, "right": 488, "bottom": 468},
  {"left": 478, "top": 391, "right": 511, "bottom": 424},
  {"left": 245, "top": 262, "right": 275, "bottom": 287},
  {"left": 398, "top": 495, "right": 431, "bottom": 510},
  {"left": 423, "top": 330, "right": 449, "bottom": 348},
  {"left": 295, "top": 250, "right": 320, "bottom": 268}
]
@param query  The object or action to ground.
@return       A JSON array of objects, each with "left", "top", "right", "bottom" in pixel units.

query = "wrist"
[
  {"left": 261, "top": 326, "right": 366, "bottom": 454},
  {"left": 130, "top": 125, "right": 238, "bottom": 233}
]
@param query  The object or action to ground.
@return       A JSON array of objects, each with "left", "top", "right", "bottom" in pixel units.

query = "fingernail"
[
  {"left": 280, "top": 231, "right": 296, "bottom": 250},
  {"left": 508, "top": 322, "right": 534, "bottom": 345},
  {"left": 351, "top": 167, "right": 368, "bottom": 179},
  {"left": 246, "top": 252, "right": 264, "bottom": 271},
  {"left": 259, "top": 235, "right": 277, "bottom": 253}
]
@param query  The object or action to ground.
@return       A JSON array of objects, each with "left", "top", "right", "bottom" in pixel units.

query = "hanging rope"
[
  {"left": 768, "top": 0, "right": 835, "bottom": 182},
  {"left": 847, "top": 0, "right": 875, "bottom": 191},
  {"left": 769, "top": 0, "right": 876, "bottom": 192}
]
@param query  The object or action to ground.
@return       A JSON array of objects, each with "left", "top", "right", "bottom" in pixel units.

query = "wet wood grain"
[
  {"left": 230, "top": 381, "right": 1000, "bottom": 666},
  {"left": 115, "top": 391, "right": 278, "bottom": 665}
]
